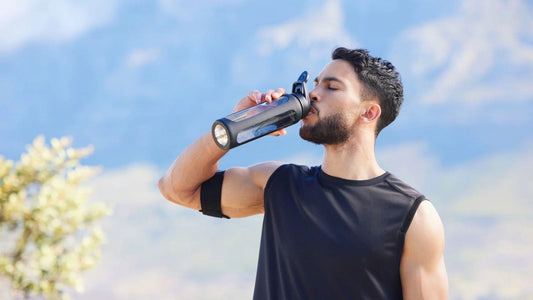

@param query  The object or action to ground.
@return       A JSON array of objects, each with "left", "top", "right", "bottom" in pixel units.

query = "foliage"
[{"left": 0, "top": 136, "right": 111, "bottom": 300}]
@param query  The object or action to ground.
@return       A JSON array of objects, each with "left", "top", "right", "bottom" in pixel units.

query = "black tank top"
[{"left": 253, "top": 164, "right": 425, "bottom": 300}]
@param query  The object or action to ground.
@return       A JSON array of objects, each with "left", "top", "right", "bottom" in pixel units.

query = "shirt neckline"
[{"left": 317, "top": 166, "right": 390, "bottom": 186}]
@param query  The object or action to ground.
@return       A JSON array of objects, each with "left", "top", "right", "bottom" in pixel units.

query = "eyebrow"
[{"left": 314, "top": 76, "right": 344, "bottom": 85}]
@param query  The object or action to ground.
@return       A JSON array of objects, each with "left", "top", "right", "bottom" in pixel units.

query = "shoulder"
[
  {"left": 264, "top": 163, "right": 316, "bottom": 186},
  {"left": 404, "top": 200, "right": 445, "bottom": 263},
  {"left": 223, "top": 161, "right": 284, "bottom": 199},
  {"left": 234, "top": 161, "right": 285, "bottom": 190},
  {"left": 226, "top": 162, "right": 309, "bottom": 193},
  {"left": 220, "top": 161, "right": 284, "bottom": 218},
  {"left": 383, "top": 173, "right": 423, "bottom": 200}
]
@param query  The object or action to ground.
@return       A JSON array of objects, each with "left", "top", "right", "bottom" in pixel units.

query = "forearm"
[
  {"left": 159, "top": 88, "right": 286, "bottom": 212},
  {"left": 158, "top": 132, "right": 227, "bottom": 209}
]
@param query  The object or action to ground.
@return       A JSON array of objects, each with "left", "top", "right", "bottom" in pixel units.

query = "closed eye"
[{"left": 314, "top": 76, "right": 344, "bottom": 90}]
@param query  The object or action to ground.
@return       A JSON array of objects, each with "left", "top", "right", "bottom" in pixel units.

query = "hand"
[{"left": 232, "top": 88, "right": 288, "bottom": 136}]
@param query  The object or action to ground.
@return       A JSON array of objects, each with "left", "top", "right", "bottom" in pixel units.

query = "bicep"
[
  {"left": 400, "top": 200, "right": 448, "bottom": 300},
  {"left": 220, "top": 162, "right": 282, "bottom": 218}
]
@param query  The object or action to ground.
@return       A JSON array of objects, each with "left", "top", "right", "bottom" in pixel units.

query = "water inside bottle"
[
  {"left": 227, "top": 97, "right": 289, "bottom": 122},
  {"left": 236, "top": 110, "right": 298, "bottom": 143}
]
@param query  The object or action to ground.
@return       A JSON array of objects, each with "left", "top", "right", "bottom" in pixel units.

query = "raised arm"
[
  {"left": 158, "top": 88, "right": 286, "bottom": 218},
  {"left": 400, "top": 200, "right": 448, "bottom": 299}
]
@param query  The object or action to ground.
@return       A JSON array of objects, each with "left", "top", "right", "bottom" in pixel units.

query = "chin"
[{"left": 302, "top": 116, "right": 318, "bottom": 126}]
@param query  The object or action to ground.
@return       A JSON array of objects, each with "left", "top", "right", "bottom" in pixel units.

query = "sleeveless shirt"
[{"left": 253, "top": 164, "right": 425, "bottom": 300}]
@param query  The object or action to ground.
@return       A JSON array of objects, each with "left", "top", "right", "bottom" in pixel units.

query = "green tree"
[{"left": 0, "top": 136, "right": 111, "bottom": 300}]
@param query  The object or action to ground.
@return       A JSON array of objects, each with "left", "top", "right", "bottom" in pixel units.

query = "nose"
[{"left": 309, "top": 87, "right": 319, "bottom": 102}]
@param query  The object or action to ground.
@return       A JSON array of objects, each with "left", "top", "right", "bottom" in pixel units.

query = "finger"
[
  {"left": 262, "top": 89, "right": 275, "bottom": 103},
  {"left": 268, "top": 128, "right": 287, "bottom": 136},
  {"left": 247, "top": 90, "right": 261, "bottom": 104},
  {"left": 272, "top": 88, "right": 286, "bottom": 100}
]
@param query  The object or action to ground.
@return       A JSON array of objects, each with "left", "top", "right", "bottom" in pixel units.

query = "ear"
[{"left": 361, "top": 103, "right": 381, "bottom": 123}]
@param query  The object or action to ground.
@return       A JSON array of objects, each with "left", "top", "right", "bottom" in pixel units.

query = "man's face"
[{"left": 299, "top": 59, "right": 364, "bottom": 145}]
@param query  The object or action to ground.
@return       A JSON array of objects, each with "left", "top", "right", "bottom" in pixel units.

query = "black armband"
[{"left": 200, "top": 171, "right": 230, "bottom": 219}]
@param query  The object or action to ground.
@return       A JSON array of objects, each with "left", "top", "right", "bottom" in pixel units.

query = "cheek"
[{"left": 341, "top": 105, "right": 361, "bottom": 125}]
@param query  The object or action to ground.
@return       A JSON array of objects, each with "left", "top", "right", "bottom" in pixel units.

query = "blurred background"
[{"left": 1, "top": 0, "right": 532, "bottom": 299}]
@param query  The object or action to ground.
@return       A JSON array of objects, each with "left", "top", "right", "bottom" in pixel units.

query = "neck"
[{"left": 321, "top": 130, "right": 385, "bottom": 180}]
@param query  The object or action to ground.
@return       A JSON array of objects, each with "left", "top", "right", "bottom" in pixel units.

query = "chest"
[{"left": 265, "top": 183, "right": 406, "bottom": 265}]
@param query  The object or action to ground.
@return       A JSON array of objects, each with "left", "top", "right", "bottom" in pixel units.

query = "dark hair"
[{"left": 332, "top": 47, "right": 403, "bottom": 136}]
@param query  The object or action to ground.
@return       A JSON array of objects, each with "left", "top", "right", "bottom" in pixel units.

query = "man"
[{"left": 159, "top": 47, "right": 448, "bottom": 299}]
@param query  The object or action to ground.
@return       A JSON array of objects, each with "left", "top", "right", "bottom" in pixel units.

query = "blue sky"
[
  {"left": 1, "top": 0, "right": 532, "bottom": 299},
  {"left": 1, "top": 0, "right": 531, "bottom": 169}
]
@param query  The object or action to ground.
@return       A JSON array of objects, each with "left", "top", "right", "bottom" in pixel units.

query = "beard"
[{"left": 299, "top": 112, "right": 352, "bottom": 145}]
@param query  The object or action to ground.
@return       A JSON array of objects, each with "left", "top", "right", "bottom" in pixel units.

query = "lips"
[{"left": 308, "top": 103, "right": 319, "bottom": 116}]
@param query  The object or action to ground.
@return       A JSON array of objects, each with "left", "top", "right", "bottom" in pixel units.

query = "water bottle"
[{"left": 212, "top": 71, "right": 310, "bottom": 150}]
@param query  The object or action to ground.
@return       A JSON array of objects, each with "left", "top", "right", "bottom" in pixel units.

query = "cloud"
[
  {"left": 157, "top": 0, "right": 245, "bottom": 19},
  {"left": 0, "top": 0, "right": 119, "bottom": 54},
  {"left": 439, "top": 142, "right": 533, "bottom": 299},
  {"left": 126, "top": 48, "right": 162, "bottom": 68},
  {"left": 376, "top": 140, "right": 533, "bottom": 217},
  {"left": 87, "top": 163, "right": 162, "bottom": 210},
  {"left": 255, "top": 0, "right": 356, "bottom": 57},
  {"left": 392, "top": 0, "right": 533, "bottom": 105},
  {"left": 377, "top": 142, "right": 442, "bottom": 192},
  {"left": 445, "top": 217, "right": 533, "bottom": 300},
  {"left": 104, "top": 51, "right": 162, "bottom": 98},
  {"left": 444, "top": 142, "right": 533, "bottom": 217},
  {"left": 231, "top": 0, "right": 357, "bottom": 88}
]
